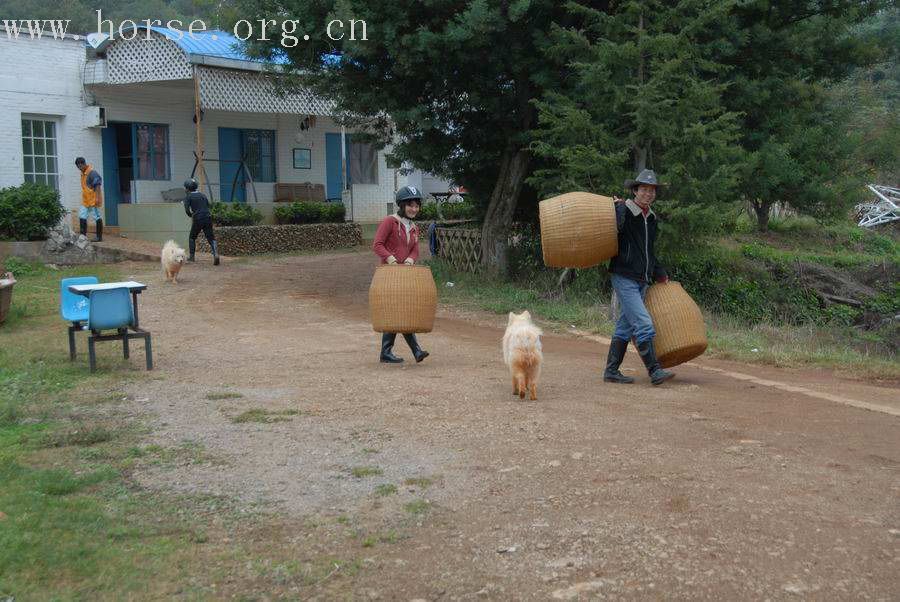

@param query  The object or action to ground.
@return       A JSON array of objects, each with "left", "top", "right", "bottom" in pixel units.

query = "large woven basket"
[
  {"left": 539, "top": 192, "right": 618, "bottom": 268},
  {"left": 369, "top": 265, "right": 438, "bottom": 333},
  {"left": 0, "top": 272, "right": 15, "bottom": 326},
  {"left": 644, "top": 281, "right": 707, "bottom": 368}
]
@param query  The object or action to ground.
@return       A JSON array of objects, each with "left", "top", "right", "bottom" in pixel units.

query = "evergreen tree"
[
  {"left": 529, "top": 0, "right": 745, "bottom": 243},
  {"left": 720, "top": 0, "right": 885, "bottom": 231}
]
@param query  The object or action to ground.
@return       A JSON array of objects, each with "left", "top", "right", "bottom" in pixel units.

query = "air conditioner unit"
[{"left": 83, "top": 106, "right": 107, "bottom": 128}]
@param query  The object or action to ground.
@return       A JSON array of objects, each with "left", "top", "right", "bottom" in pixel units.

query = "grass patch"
[
  {"left": 138, "top": 440, "right": 217, "bottom": 467},
  {"left": 428, "top": 256, "right": 900, "bottom": 380},
  {"left": 374, "top": 483, "right": 398, "bottom": 497},
  {"left": 206, "top": 391, "right": 244, "bottom": 400},
  {"left": 40, "top": 425, "right": 115, "bottom": 448},
  {"left": 0, "top": 261, "right": 201, "bottom": 598},
  {"left": 404, "top": 499, "right": 430, "bottom": 516},
  {"left": 403, "top": 477, "right": 434, "bottom": 489},
  {"left": 361, "top": 529, "right": 403, "bottom": 548},
  {"left": 231, "top": 408, "right": 301, "bottom": 424},
  {"left": 349, "top": 466, "right": 383, "bottom": 478},
  {"left": 253, "top": 556, "right": 363, "bottom": 587}
]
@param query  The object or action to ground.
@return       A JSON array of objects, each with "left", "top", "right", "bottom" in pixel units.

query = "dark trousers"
[{"left": 189, "top": 218, "right": 216, "bottom": 245}]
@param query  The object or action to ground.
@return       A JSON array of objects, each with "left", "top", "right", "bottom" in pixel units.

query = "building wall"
[
  {"left": 0, "top": 36, "right": 102, "bottom": 217},
  {"left": 0, "top": 33, "right": 422, "bottom": 235},
  {"left": 92, "top": 81, "right": 401, "bottom": 222}
]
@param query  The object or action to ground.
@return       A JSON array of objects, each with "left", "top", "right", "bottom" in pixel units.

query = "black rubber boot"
[
  {"left": 79, "top": 219, "right": 87, "bottom": 237},
  {"left": 188, "top": 239, "right": 196, "bottom": 262},
  {"left": 380, "top": 333, "right": 403, "bottom": 363},
  {"left": 93, "top": 220, "right": 103, "bottom": 242},
  {"left": 637, "top": 340, "right": 675, "bottom": 385},
  {"left": 603, "top": 337, "right": 634, "bottom": 383},
  {"left": 211, "top": 240, "right": 220, "bottom": 266},
  {"left": 402, "top": 333, "right": 429, "bottom": 363}
]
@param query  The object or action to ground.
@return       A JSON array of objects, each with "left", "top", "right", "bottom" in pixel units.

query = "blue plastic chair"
[
  {"left": 86, "top": 287, "right": 152, "bottom": 372},
  {"left": 60, "top": 276, "right": 98, "bottom": 360}
]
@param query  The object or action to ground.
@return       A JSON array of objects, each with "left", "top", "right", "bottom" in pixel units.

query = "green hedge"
[
  {"left": 274, "top": 201, "right": 346, "bottom": 224},
  {"left": 210, "top": 202, "right": 264, "bottom": 226},
  {"left": 0, "top": 183, "right": 66, "bottom": 240},
  {"left": 418, "top": 199, "right": 477, "bottom": 221}
]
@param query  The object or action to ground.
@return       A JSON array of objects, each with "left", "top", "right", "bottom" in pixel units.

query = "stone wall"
[
  {"left": 0, "top": 224, "right": 152, "bottom": 265},
  {"left": 196, "top": 223, "right": 362, "bottom": 256}
]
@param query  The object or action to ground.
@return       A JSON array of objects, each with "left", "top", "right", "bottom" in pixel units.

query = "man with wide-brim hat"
[{"left": 603, "top": 168, "right": 674, "bottom": 386}]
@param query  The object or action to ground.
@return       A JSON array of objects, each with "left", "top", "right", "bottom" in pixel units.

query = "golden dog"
[{"left": 503, "top": 310, "right": 543, "bottom": 400}]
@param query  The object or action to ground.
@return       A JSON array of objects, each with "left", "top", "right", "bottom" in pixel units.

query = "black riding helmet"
[
  {"left": 184, "top": 178, "right": 199, "bottom": 192},
  {"left": 395, "top": 185, "right": 422, "bottom": 217}
]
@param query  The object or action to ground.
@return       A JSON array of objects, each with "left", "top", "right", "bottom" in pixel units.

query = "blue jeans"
[
  {"left": 611, "top": 273, "right": 656, "bottom": 344},
  {"left": 79, "top": 206, "right": 101, "bottom": 221}
]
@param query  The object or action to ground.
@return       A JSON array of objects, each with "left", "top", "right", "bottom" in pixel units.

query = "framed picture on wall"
[{"left": 293, "top": 148, "right": 311, "bottom": 169}]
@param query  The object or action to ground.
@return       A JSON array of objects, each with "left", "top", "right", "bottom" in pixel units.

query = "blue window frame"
[
  {"left": 134, "top": 123, "right": 169, "bottom": 180},
  {"left": 241, "top": 129, "right": 276, "bottom": 182}
]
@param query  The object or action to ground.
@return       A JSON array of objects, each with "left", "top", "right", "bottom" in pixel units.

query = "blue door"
[
  {"left": 218, "top": 127, "right": 245, "bottom": 202},
  {"left": 325, "top": 133, "right": 351, "bottom": 201},
  {"left": 101, "top": 126, "right": 121, "bottom": 226}
]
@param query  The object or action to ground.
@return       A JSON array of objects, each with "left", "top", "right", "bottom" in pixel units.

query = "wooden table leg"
[{"left": 132, "top": 291, "right": 140, "bottom": 328}]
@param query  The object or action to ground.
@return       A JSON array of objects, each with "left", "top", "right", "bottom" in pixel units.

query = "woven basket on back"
[
  {"left": 539, "top": 192, "right": 618, "bottom": 268},
  {"left": 369, "top": 265, "right": 438, "bottom": 333},
  {"left": 644, "top": 281, "right": 707, "bottom": 368}
]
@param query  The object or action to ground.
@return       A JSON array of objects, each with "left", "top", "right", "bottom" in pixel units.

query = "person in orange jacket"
[
  {"left": 75, "top": 157, "right": 103, "bottom": 242},
  {"left": 372, "top": 186, "right": 429, "bottom": 364}
]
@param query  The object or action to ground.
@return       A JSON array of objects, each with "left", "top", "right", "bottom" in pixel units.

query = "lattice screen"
[
  {"left": 197, "top": 66, "right": 333, "bottom": 115},
  {"left": 106, "top": 31, "right": 192, "bottom": 84},
  {"left": 435, "top": 227, "right": 483, "bottom": 273}
]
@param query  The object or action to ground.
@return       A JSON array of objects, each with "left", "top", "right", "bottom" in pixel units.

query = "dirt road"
[{"left": 109, "top": 249, "right": 898, "bottom": 600}]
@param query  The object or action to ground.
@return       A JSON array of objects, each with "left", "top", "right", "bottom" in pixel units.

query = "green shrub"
[
  {"left": 0, "top": 183, "right": 66, "bottom": 240},
  {"left": 823, "top": 304, "right": 862, "bottom": 326},
  {"left": 3, "top": 257, "right": 43, "bottom": 278},
  {"left": 418, "top": 199, "right": 476, "bottom": 222},
  {"left": 322, "top": 202, "right": 346, "bottom": 222},
  {"left": 274, "top": 201, "right": 345, "bottom": 224},
  {"left": 210, "top": 202, "right": 263, "bottom": 226},
  {"left": 418, "top": 202, "right": 438, "bottom": 221}
]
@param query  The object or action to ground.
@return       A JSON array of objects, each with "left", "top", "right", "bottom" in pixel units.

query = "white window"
[{"left": 22, "top": 118, "right": 59, "bottom": 189}]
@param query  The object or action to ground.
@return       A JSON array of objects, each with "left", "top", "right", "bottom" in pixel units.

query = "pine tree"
[
  {"left": 720, "top": 0, "right": 885, "bottom": 231},
  {"left": 529, "top": 0, "right": 745, "bottom": 242}
]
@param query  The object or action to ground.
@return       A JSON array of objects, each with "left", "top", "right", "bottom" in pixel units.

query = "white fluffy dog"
[
  {"left": 161, "top": 240, "right": 187, "bottom": 284},
  {"left": 502, "top": 310, "right": 543, "bottom": 400}
]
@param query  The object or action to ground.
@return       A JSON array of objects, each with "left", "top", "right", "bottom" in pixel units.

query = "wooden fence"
[{"left": 434, "top": 227, "right": 482, "bottom": 273}]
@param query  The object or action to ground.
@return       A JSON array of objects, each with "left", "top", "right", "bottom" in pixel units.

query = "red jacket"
[{"left": 373, "top": 215, "right": 420, "bottom": 264}]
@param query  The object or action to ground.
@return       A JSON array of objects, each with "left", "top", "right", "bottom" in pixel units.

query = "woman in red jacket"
[{"left": 372, "top": 185, "right": 430, "bottom": 364}]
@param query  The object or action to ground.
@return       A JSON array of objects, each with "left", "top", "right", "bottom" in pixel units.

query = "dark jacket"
[
  {"left": 608, "top": 199, "right": 667, "bottom": 283},
  {"left": 184, "top": 191, "right": 212, "bottom": 222}
]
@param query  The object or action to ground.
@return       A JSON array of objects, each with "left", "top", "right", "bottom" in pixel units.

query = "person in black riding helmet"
[
  {"left": 183, "top": 178, "right": 220, "bottom": 265},
  {"left": 602, "top": 169, "right": 675, "bottom": 386},
  {"left": 372, "top": 185, "right": 429, "bottom": 364}
]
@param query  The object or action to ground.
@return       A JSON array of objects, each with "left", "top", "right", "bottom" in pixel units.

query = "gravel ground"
[{"left": 103, "top": 249, "right": 898, "bottom": 600}]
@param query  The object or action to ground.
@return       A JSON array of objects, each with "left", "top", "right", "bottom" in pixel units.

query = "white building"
[{"left": 0, "top": 26, "right": 451, "bottom": 242}]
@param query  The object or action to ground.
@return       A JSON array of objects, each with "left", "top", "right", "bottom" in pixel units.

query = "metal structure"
[{"left": 856, "top": 185, "right": 900, "bottom": 228}]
